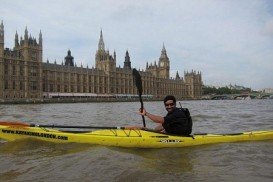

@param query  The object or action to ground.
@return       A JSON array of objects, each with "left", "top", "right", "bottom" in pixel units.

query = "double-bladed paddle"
[
  {"left": 132, "top": 68, "right": 146, "bottom": 127},
  {"left": 0, "top": 121, "right": 134, "bottom": 129},
  {"left": 0, "top": 121, "right": 145, "bottom": 130}
]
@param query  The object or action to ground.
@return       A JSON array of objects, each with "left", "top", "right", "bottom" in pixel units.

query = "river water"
[{"left": 0, "top": 100, "right": 272, "bottom": 181}]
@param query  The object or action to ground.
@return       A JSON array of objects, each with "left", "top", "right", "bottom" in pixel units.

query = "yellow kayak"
[{"left": 0, "top": 124, "right": 272, "bottom": 148}]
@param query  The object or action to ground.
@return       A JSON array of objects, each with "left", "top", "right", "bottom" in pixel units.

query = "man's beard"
[{"left": 167, "top": 107, "right": 175, "bottom": 113}]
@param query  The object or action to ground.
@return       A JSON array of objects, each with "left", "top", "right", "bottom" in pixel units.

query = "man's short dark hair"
[{"left": 163, "top": 95, "right": 176, "bottom": 103}]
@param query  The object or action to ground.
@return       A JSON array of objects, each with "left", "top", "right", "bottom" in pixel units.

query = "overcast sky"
[{"left": 1, "top": 0, "right": 273, "bottom": 90}]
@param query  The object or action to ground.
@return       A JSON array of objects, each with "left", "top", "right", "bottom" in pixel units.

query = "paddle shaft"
[
  {"left": 30, "top": 124, "right": 126, "bottom": 129},
  {"left": 139, "top": 93, "right": 146, "bottom": 127},
  {"left": 0, "top": 121, "right": 125, "bottom": 129}
]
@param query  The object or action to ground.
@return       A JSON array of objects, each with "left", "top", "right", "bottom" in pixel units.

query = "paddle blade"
[
  {"left": 132, "top": 68, "right": 143, "bottom": 95},
  {"left": 132, "top": 68, "right": 146, "bottom": 127},
  {"left": 0, "top": 121, "right": 30, "bottom": 127}
]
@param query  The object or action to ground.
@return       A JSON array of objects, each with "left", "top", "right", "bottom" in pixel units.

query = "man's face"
[{"left": 164, "top": 100, "right": 176, "bottom": 113}]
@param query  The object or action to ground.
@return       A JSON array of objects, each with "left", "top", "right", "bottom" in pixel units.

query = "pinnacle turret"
[
  {"left": 39, "top": 30, "right": 42, "bottom": 46},
  {"left": 124, "top": 50, "right": 131, "bottom": 69},
  {"left": 98, "top": 29, "right": 105, "bottom": 50},
  {"left": 15, "top": 31, "right": 19, "bottom": 46},
  {"left": 24, "top": 26, "right": 28, "bottom": 40}
]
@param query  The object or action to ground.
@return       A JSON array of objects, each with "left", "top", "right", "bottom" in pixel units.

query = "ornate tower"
[
  {"left": 1, "top": 24, "right": 43, "bottom": 99},
  {"left": 18, "top": 26, "right": 42, "bottom": 98},
  {"left": 158, "top": 43, "right": 170, "bottom": 79},
  {"left": 184, "top": 70, "right": 203, "bottom": 99},
  {"left": 16, "top": 26, "right": 42, "bottom": 63},
  {"left": 95, "top": 30, "right": 116, "bottom": 73},
  {"left": 123, "top": 50, "right": 131, "bottom": 69}
]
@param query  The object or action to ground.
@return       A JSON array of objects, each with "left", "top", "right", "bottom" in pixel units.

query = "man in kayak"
[{"left": 138, "top": 95, "right": 192, "bottom": 135}]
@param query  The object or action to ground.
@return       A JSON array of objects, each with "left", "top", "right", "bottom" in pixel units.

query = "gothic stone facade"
[{"left": 0, "top": 22, "right": 202, "bottom": 100}]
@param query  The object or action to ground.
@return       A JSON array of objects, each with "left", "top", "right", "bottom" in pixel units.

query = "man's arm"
[
  {"left": 139, "top": 108, "right": 164, "bottom": 124},
  {"left": 146, "top": 112, "right": 164, "bottom": 124}
]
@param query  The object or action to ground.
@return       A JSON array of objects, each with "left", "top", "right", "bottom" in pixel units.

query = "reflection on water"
[
  {"left": 0, "top": 100, "right": 273, "bottom": 181},
  {"left": 111, "top": 147, "right": 194, "bottom": 173},
  {"left": 0, "top": 139, "right": 93, "bottom": 157}
]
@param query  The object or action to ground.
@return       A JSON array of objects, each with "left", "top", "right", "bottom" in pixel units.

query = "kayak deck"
[{"left": 0, "top": 125, "right": 273, "bottom": 148}]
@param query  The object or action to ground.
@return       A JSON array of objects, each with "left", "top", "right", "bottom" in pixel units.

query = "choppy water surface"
[{"left": 0, "top": 100, "right": 273, "bottom": 181}]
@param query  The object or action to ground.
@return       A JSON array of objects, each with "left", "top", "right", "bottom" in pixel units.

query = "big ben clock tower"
[{"left": 158, "top": 43, "right": 170, "bottom": 79}]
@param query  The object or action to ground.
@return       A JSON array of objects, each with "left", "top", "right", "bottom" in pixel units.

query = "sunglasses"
[{"left": 165, "top": 103, "right": 174, "bottom": 107}]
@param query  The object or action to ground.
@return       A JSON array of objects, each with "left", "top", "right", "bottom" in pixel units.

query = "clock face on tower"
[{"left": 160, "top": 62, "right": 164, "bottom": 67}]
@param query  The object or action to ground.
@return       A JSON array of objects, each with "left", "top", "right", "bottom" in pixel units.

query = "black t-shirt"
[{"left": 162, "top": 108, "right": 192, "bottom": 135}]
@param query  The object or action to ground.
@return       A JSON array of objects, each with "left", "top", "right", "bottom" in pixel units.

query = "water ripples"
[{"left": 0, "top": 100, "right": 273, "bottom": 181}]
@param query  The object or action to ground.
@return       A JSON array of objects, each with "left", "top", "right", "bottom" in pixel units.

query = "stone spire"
[
  {"left": 39, "top": 30, "right": 42, "bottom": 46},
  {"left": 98, "top": 29, "right": 105, "bottom": 51},
  {"left": 160, "top": 42, "right": 168, "bottom": 59},
  {"left": 24, "top": 26, "right": 28, "bottom": 40},
  {"left": 113, "top": 50, "right": 116, "bottom": 61},
  {"left": 15, "top": 31, "right": 19, "bottom": 47}
]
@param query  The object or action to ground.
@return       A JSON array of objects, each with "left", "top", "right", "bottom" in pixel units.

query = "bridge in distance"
[{"left": 203, "top": 93, "right": 273, "bottom": 100}]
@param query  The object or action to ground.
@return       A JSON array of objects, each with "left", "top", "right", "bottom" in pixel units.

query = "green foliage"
[{"left": 203, "top": 86, "right": 246, "bottom": 95}]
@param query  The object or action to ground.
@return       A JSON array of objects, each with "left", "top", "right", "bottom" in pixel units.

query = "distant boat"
[{"left": 235, "top": 96, "right": 251, "bottom": 100}]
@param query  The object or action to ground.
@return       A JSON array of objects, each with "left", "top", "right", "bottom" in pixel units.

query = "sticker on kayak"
[
  {"left": 160, "top": 139, "right": 182, "bottom": 143},
  {"left": 1, "top": 129, "right": 68, "bottom": 141}
]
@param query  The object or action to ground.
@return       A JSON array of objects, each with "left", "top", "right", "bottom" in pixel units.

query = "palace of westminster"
[{"left": 0, "top": 21, "right": 202, "bottom": 101}]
